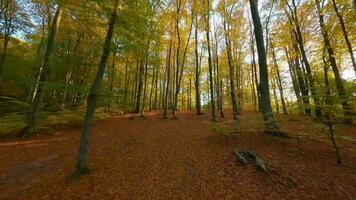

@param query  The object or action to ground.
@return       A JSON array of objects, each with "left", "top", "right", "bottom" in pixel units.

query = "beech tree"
[{"left": 74, "top": 0, "right": 119, "bottom": 176}]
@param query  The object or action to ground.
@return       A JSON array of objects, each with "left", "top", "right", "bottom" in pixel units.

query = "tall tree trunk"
[
  {"left": 163, "top": 28, "right": 173, "bottom": 119},
  {"left": 74, "top": 0, "right": 118, "bottom": 176},
  {"left": 271, "top": 75, "right": 280, "bottom": 113},
  {"left": 249, "top": 19, "right": 260, "bottom": 112},
  {"left": 223, "top": 10, "right": 238, "bottom": 121},
  {"left": 204, "top": 0, "right": 216, "bottom": 121},
  {"left": 287, "top": 0, "right": 321, "bottom": 117},
  {"left": 189, "top": 78, "right": 192, "bottom": 110},
  {"left": 194, "top": 10, "right": 202, "bottom": 115},
  {"left": 149, "top": 65, "right": 155, "bottom": 112},
  {"left": 214, "top": 26, "right": 224, "bottom": 118},
  {"left": 27, "top": 18, "right": 46, "bottom": 103},
  {"left": 284, "top": 47, "right": 303, "bottom": 114},
  {"left": 173, "top": 1, "right": 193, "bottom": 119},
  {"left": 140, "top": 60, "right": 149, "bottom": 117},
  {"left": 123, "top": 64, "right": 129, "bottom": 105},
  {"left": 153, "top": 66, "right": 159, "bottom": 110},
  {"left": 136, "top": 61, "right": 144, "bottom": 113},
  {"left": 331, "top": 0, "right": 356, "bottom": 76},
  {"left": 292, "top": 41, "right": 311, "bottom": 115},
  {"left": 270, "top": 41, "right": 288, "bottom": 115},
  {"left": 19, "top": 6, "right": 63, "bottom": 137},
  {"left": 249, "top": 0, "right": 282, "bottom": 134},
  {"left": 316, "top": 0, "right": 352, "bottom": 123}
]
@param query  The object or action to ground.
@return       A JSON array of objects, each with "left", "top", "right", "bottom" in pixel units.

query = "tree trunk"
[
  {"left": 284, "top": 47, "right": 303, "bottom": 114},
  {"left": 153, "top": 66, "right": 159, "bottom": 110},
  {"left": 249, "top": 0, "right": 280, "bottom": 133},
  {"left": 74, "top": 0, "right": 118, "bottom": 176},
  {"left": 194, "top": 10, "right": 202, "bottom": 115},
  {"left": 204, "top": 0, "right": 216, "bottom": 121},
  {"left": 140, "top": 60, "right": 149, "bottom": 118},
  {"left": 316, "top": 0, "right": 352, "bottom": 123},
  {"left": 19, "top": 6, "right": 63, "bottom": 137},
  {"left": 136, "top": 61, "right": 144, "bottom": 114},
  {"left": 149, "top": 65, "right": 155, "bottom": 112},
  {"left": 163, "top": 27, "right": 173, "bottom": 119},
  {"left": 271, "top": 75, "right": 280, "bottom": 113},
  {"left": 292, "top": 41, "right": 311, "bottom": 115},
  {"left": 284, "top": 0, "right": 321, "bottom": 117},
  {"left": 331, "top": 0, "right": 356, "bottom": 76},
  {"left": 123, "top": 64, "right": 129, "bottom": 105},
  {"left": 214, "top": 26, "right": 224, "bottom": 118},
  {"left": 270, "top": 41, "right": 288, "bottom": 115},
  {"left": 223, "top": 10, "right": 238, "bottom": 121}
]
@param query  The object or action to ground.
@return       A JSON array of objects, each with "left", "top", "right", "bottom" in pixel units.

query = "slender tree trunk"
[
  {"left": 284, "top": 0, "right": 321, "bottom": 117},
  {"left": 316, "top": 0, "right": 352, "bottom": 123},
  {"left": 331, "top": 0, "right": 356, "bottom": 76},
  {"left": 140, "top": 60, "right": 148, "bottom": 117},
  {"left": 74, "top": 0, "right": 118, "bottom": 176},
  {"left": 249, "top": 20, "right": 260, "bottom": 112},
  {"left": 133, "top": 61, "right": 139, "bottom": 106},
  {"left": 123, "top": 64, "right": 129, "bottom": 105},
  {"left": 214, "top": 27, "right": 224, "bottom": 118},
  {"left": 271, "top": 75, "right": 280, "bottom": 113},
  {"left": 223, "top": 12, "right": 238, "bottom": 121},
  {"left": 292, "top": 41, "right": 311, "bottom": 115},
  {"left": 270, "top": 41, "right": 287, "bottom": 115},
  {"left": 204, "top": 0, "right": 216, "bottom": 121},
  {"left": 251, "top": 62, "right": 257, "bottom": 111},
  {"left": 163, "top": 29, "right": 173, "bottom": 119},
  {"left": 19, "top": 6, "right": 63, "bottom": 137},
  {"left": 27, "top": 18, "right": 46, "bottom": 103},
  {"left": 219, "top": 79, "right": 224, "bottom": 116},
  {"left": 136, "top": 61, "right": 144, "bottom": 113},
  {"left": 249, "top": 0, "right": 282, "bottom": 134},
  {"left": 194, "top": 11, "right": 202, "bottom": 115},
  {"left": 189, "top": 78, "right": 192, "bottom": 110},
  {"left": 153, "top": 66, "right": 159, "bottom": 110},
  {"left": 173, "top": 2, "right": 193, "bottom": 119},
  {"left": 284, "top": 47, "right": 303, "bottom": 114},
  {"left": 149, "top": 65, "right": 155, "bottom": 112}
]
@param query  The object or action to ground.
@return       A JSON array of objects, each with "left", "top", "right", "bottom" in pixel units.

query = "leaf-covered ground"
[{"left": 0, "top": 111, "right": 355, "bottom": 199}]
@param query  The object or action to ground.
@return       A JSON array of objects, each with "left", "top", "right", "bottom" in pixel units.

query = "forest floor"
[{"left": 0, "top": 110, "right": 355, "bottom": 200}]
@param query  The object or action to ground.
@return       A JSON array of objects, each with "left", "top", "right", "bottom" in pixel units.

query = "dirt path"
[{"left": 0, "top": 111, "right": 355, "bottom": 199}]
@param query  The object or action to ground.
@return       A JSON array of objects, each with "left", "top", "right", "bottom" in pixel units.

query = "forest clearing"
[{"left": 0, "top": 0, "right": 356, "bottom": 199}]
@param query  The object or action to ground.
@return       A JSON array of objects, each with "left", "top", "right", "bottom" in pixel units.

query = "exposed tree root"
[
  {"left": 233, "top": 149, "right": 267, "bottom": 172},
  {"left": 265, "top": 129, "right": 289, "bottom": 138}
]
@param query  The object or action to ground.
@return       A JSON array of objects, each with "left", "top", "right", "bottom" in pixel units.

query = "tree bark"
[
  {"left": 204, "top": 0, "right": 216, "bottom": 121},
  {"left": 74, "top": 0, "right": 118, "bottom": 176},
  {"left": 284, "top": 47, "right": 303, "bottom": 114},
  {"left": 222, "top": 5, "right": 238, "bottom": 120},
  {"left": 316, "top": 0, "right": 352, "bottom": 123},
  {"left": 249, "top": 0, "right": 281, "bottom": 133},
  {"left": 135, "top": 60, "right": 144, "bottom": 113},
  {"left": 194, "top": 6, "right": 202, "bottom": 115},
  {"left": 331, "top": 0, "right": 356, "bottom": 76},
  {"left": 19, "top": 6, "right": 63, "bottom": 137},
  {"left": 270, "top": 41, "right": 288, "bottom": 115},
  {"left": 163, "top": 25, "right": 173, "bottom": 119}
]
